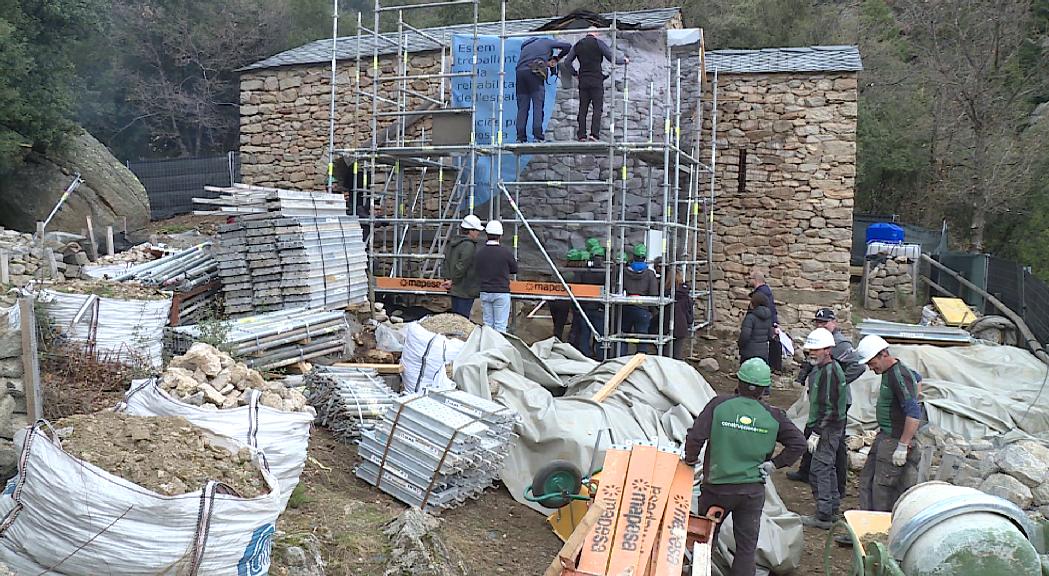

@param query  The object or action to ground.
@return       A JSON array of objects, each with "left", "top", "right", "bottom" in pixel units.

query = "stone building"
[{"left": 238, "top": 8, "right": 862, "bottom": 336}]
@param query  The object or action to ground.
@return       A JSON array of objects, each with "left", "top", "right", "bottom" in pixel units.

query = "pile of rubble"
[
  {"left": 864, "top": 256, "right": 916, "bottom": 310},
  {"left": 90, "top": 243, "right": 162, "bottom": 266},
  {"left": 56, "top": 411, "right": 268, "bottom": 497},
  {"left": 0, "top": 228, "right": 92, "bottom": 285},
  {"left": 160, "top": 343, "right": 310, "bottom": 412}
]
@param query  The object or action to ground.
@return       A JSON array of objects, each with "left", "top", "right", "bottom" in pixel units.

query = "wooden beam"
[
  {"left": 544, "top": 501, "right": 605, "bottom": 576},
  {"left": 919, "top": 275, "right": 957, "bottom": 299},
  {"left": 85, "top": 215, "right": 98, "bottom": 261},
  {"left": 105, "top": 226, "right": 115, "bottom": 257},
  {"left": 591, "top": 354, "right": 646, "bottom": 403},
  {"left": 921, "top": 254, "right": 1049, "bottom": 365},
  {"left": 332, "top": 362, "right": 404, "bottom": 374},
  {"left": 19, "top": 297, "right": 43, "bottom": 421},
  {"left": 0, "top": 250, "right": 8, "bottom": 285}
]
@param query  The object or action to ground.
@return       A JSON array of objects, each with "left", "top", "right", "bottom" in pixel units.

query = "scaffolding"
[{"left": 334, "top": 1, "right": 718, "bottom": 357}]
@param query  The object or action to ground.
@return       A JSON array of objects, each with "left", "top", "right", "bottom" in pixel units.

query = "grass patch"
[
  {"left": 288, "top": 483, "right": 311, "bottom": 509},
  {"left": 156, "top": 223, "right": 192, "bottom": 234}
]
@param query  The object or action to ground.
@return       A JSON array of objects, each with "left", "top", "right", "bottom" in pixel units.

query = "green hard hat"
[
  {"left": 633, "top": 243, "right": 648, "bottom": 258},
  {"left": 737, "top": 358, "right": 772, "bottom": 387},
  {"left": 566, "top": 248, "right": 590, "bottom": 261}
]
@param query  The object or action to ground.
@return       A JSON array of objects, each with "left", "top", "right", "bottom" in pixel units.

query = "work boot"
[
  {"left": 800, "top": 515, "right": 835, "bottom": 530},
  {"left": 834, "top": 534, "right": 854, "bottom": 547},
  {"left": 786, "top": 470, "right": 808, "bottom": 483}
]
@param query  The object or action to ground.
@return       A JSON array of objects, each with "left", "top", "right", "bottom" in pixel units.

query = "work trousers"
[
  {"left": 515, "top": 68, "right": 545, "bottom": 142},
  {"left": 859, "top": 432, "right": 922, "bottom": 512},
  {"left": 549, "top": 300, "right": 571, "bottom": 341},
  {"left": 576, "top": 79, "right": 604, "bottom": 139},
  {"left": 619, "top": 305, "right": 652, "bottom": 356},
  {"left": 768, "top": 329, "right": 783, "bottom": 371},
  {"left": 809, "top": 421, "right": 846, "bottom": 520},
  {"left": 450, "top": 296, "right": 474, "bottom": 319},
  {"left": 796, "top": 410, "right": 850, "bottom": 496},
  {"left": 480, "top": 292, "right": 512, "bottom": 333},
  {"left": 570, "top": 308, "right": 605, "bottom": 360},
  {"left": 696, "top": 483, "right": 765, "bottom": 576}
]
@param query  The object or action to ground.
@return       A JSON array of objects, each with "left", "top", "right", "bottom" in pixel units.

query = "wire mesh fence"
[{"left": 128, "top": 153, "right": 240, "bottom": 220}]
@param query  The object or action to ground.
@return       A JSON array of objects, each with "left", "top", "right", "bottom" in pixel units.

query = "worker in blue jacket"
[{"left": 515, "top": 37, "right": 570, "bottom": 143}]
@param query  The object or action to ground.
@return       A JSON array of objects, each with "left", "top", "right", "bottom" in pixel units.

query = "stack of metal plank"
[
  {"left": 216, "top": 214, "right": 368, "bottom": 315},
  {"left": 858, "top": 319, "right": 972, "bottom": 346},
  {"left": 305, "top": 366, "right": 397, "bottom": 442},
  {"left": 355, "top": 390, "right": 518, "bottom": 513},
  {"left": 194, "top": 184, "right": 349, "bottom": 217},
  {"left": 167, "top": 307, "right": 348, "bottom": 370},
  {"left": 113, "top": 243, "right": 218, "bottom": 291}
]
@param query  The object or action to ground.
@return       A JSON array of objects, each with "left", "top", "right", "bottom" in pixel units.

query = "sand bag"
[
  {"left": 0, "top": 422, "right": 282, "bottom": 575},
  {"left": 121, "top": 377, "right": 313, "bottom": 511},
  {"left": 400, "top": 317, "right": 472, "bottom": 394}
]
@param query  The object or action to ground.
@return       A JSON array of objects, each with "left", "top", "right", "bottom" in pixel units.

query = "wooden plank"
[
  {"left": 634, "top": 448, "right": 680, "bottom": 574},
  {"left": 85, "top": 215, "right": 98, "bottom": 260},
  {"left": 105, "top": 226, "right": 115, "bottom": 257},
  {"left": 332, "top": 362, "right": 403, "bottom": 374},
  {"left": 0, "top": 250, "right": 9, "bottom": 285},
  {"left": 591, "top": 354, "right": 647, "bottom": 403},
  {"left": 19, "top": 297, "right": 43, "bottom": 421},
  {"left": 652, "top": 463, "right": 694, "bottom": 576},
  {"left": 544, "top": 501, "right": 607, "bottom": 576},
  {"left": 374, "top": 276, "right": 603, "bottom": 298},
  {"left": 607, "top": 444, "right": 658, "bottom": 575},
  {"left": 579, "top": 447, "right": 632, "bottom": 574},
  {"left": 931, "top": 297, "right": 977, "bottom": 327}
]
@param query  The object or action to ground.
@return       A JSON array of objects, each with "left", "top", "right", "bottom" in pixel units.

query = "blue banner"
[{"left": 451, "top": 34, "right": 559, "bottom": 209}]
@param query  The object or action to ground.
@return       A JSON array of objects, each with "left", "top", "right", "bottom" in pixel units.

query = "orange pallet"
[{"left": 578, "top": 447, "right": 631, "bottom": 574}]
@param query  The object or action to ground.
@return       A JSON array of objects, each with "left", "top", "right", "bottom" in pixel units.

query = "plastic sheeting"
[
  {"left": 788, "top": 344, "right": 1049, "bottom": 441},
  {"left": 451, "top": 326, "right": 804, "bottom": 575}
]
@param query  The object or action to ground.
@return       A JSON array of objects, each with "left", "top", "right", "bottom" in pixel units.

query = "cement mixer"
[{"left": 825, "top": 481, "right": 1048, "bottom": 575}]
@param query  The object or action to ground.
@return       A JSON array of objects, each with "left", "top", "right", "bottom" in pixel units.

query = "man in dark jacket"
[
  {"left": 749, "top": 269, "right": 782, "bottom": 372},
  {"left": 799, "top": 327, "right": 849, "bottom": 530},
  {"left": 442, "top": 215, "right": 484, "bottom": 318},
  {"left": 474, "top": 220, "right": 518, "bottom": 333},
  {"left": 516, "top": 37, "right": 571, "bottom": 143},
  {"left": 569, "top": 254, "right": 607, "bottom": 359},
  {"left": 788, "top": 308, "right": 865, "bottom": 490},
  {"left": 620, "top": 243, "right": 658, "bottom": 355},
  {"left": 563, "top": 28, "right": 627, "bottom": 141},
  {"left": 684, "top": 358, "right": 806, "bottom": 576},
  {"left": 658, "top": 270, "right": 693, "bottom": 360},
  {"left": 738, "top": 291, "right": 772, "bottom": 363}
]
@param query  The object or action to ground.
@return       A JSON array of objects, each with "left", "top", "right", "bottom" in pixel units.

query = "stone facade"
[
  {"left": 864, "top": 256, "right": 916, "bottom": 310},
  {"left": 0, "top": 301, "right": 33, "bottom": 480},
  {"left": 240, "top": 53, "right": 858, "bottom": 337}
]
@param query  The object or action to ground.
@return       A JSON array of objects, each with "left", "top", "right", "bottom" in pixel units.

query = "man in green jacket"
[
  {"left": 684, "top": 358, "right": 806, "bottom": 575},
  {"left": 800, "top": 327, "right": 849, "bottom": 530},
  {"left": 442, "top": 215, "right": 483, "bottom": 318}
]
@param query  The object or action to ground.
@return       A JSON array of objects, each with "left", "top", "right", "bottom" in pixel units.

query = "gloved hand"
[
  {"left": 807, "top": 433, "right": 821, "bottom": 454},
  {"left": 758, "top": 461, "right": 776, "bottom": 481},
  {"left": 680, "top": 451, "right": 697, "bottom": 467},
  {"left": 892, "top": 442, "right": 909, "bottom": 467}
]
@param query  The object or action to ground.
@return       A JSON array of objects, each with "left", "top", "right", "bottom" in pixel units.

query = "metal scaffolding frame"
[{"left": 333, "top": 0, "right": 718, "bottom": 357}]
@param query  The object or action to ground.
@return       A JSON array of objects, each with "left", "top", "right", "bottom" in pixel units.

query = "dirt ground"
[{"left": 281, "top": 325, "right": 860, "bottom": 576}]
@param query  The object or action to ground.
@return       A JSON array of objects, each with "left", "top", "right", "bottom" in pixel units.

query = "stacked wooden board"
[
  {"left": 216, "top": 214, "right": 368, "bottom": 315},
  {"left": 194, "top": 184, "right": 349, "bottom": 217},
  {"left": 554, "top": 443, "right": 694, "bottom": 576}
]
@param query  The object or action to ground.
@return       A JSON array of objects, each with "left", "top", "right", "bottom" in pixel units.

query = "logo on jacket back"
[{"left": 719, "top": 413, "right": 769, "bottom": 434}]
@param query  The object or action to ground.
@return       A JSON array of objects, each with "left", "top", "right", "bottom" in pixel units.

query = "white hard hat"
[
  {"left": 802, "top": 327, "right": 835, "bottom": 350},
  {"left": 485, "top": 220, "right": 504, "bottom": 236},
  {"left": 856, "top": 334, "right": 890, "bottom": 364},
  {"left": 460, "top": 214, "right": 483, "bottom": 231}
]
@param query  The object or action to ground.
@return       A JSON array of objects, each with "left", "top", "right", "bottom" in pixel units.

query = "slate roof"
[
  {"left": 703, "top": 46, "right": 862, "bottom": 74},
  {"left": 241, "top": 7, "right": 681, "bottom": 72}
]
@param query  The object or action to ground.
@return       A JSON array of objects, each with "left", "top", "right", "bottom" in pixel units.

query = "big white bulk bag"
[
  {"left": 400, "top": 320, "right": 467, "bottom": 394},
  {"left": 120, "top": 378, "right": 313, "bottom": 512},
  {"left": 0, "top": 422, "right": 282, "bottom": 575}
]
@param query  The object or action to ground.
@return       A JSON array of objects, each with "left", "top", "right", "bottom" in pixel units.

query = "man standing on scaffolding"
[
  {"left": 563, "top": 27, "right": 627, "bottom": 141},
  {"left": 515, "top": 36, "right": 571, "bottom": 143}
]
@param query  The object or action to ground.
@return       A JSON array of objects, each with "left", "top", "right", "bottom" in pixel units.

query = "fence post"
[{"left": 19, "top": 296, "right": 43, "bottom": 421}]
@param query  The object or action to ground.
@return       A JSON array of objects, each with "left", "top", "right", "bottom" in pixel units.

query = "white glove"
[
  {"left": 758, "top": 461, "right": 776, "bottom": 481},
  {"left": 892, "top": 442, "right": 908, "bottom": 467},
  {"left": 807, "top": 433, "right": 820, "bottom": 454}
]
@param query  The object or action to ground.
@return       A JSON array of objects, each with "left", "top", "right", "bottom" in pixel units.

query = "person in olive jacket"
[
  {"left": 738, "top": 291, "right": 773, "bottom": 363},
  {"left": 442, "top": 215, "right": 484, "bottom": 318}
]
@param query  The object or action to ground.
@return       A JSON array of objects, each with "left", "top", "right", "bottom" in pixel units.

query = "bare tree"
[{"left": 899, "top": 0, "right": 1049, "bottom": 251}]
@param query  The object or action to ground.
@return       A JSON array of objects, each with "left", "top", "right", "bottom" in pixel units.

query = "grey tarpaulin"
[
  {"left": 788, "top": 344, "right": 1049, "bottom": 440},
  {"left": 452, "top": 326, "right": 804, "bottom": 575}
]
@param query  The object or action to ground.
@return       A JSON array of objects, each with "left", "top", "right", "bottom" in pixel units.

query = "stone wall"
[
  {"left": 689, "top": 71, "right": 858, "bottom": 337},
  {"left": 864, "top": 256, "right": 916, "bottom": 310},
  {"left": 0, "top": 300, "right": 32, "bottom": 480}
]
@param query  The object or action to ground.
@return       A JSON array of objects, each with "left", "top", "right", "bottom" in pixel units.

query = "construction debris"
[
  {"left": 216, "top": 215, "right": 367, "bottom": 315},
  {"left": 55, "top": 411, "right": 268, "bottom": 498},
  {"left": 195, "top": 184, "right": 350, "bottom": 217},
  {"left": 306, "top": 366, "right": 398, "bottom": 442},
  {"left": 382, "top": 509, "right": 467, "bottom": 576},
  {"left": 0, "top": 227, "right": 92, "bottom": 284},
  {"left": 161, "top": 343, "right": 310, "bottom": 412},
  {"left": 355, "top": 390, "right": 518, "bottom": 513},
  {"left": 418, "top": 313, "right": 476, "bottom": 340},
  {"left": 168, "top": 308, "right": 348, "bottom": 371}
]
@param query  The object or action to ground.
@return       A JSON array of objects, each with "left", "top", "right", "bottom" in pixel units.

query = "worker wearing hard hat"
[
  {"left": 684, "top": 358, "right": 806, "bottom": 576},
  {"left": 473, "top": 220, "right": 518, "bottom": 333},
  {"left": 787, "top": 308, "right": 866, "bottom": 491},
  {"left": 799, "top": 327, "right": 848, "bottom": 530},
  {"left": 442, "top": 214, "right": 484, "bottom": 318},
  {"left": 620, "top": 243, "right": 658, "bottom": 355},
  {"left": 855, "top": 334, "right": 924, "bottom": 512}
]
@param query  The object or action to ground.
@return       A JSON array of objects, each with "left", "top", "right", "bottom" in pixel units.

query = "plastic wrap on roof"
[{"left": 668, "top": 28, "right": 702, "bottom": 47}]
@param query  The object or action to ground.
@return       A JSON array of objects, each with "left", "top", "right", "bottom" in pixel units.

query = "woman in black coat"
[{"left": 738, "top": 291, "right": 772, "bottom": 362}]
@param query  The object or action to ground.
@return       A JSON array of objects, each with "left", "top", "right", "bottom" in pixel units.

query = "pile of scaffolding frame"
[{"left": 329, "top": 0, "right": 718, "bottom": 357}]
